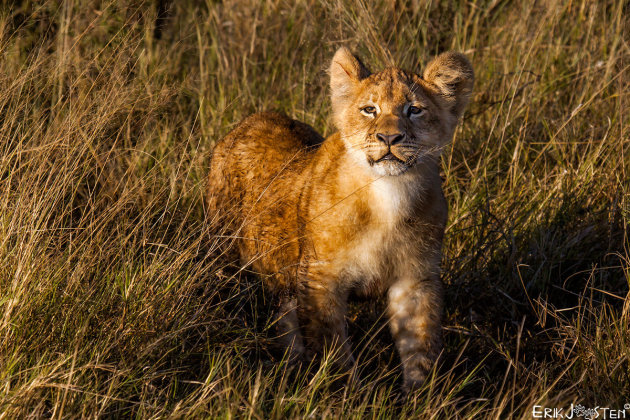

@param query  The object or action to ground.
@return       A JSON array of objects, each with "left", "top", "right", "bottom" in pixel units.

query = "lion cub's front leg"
[
  {"left": 296, "top": 277, "right": 355, "bottom": 368},
  {"left": 387, "top": 274, "right": 444, "bottom": 391}
]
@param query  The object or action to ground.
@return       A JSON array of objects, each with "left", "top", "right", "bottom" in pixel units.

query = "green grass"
[{"left": 0, "top": 0, "right": 628, "bottom": 418}]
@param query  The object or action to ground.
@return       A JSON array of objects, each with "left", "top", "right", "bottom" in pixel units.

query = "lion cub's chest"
[{"left": 340, "top": 177, "right": 419, "bottom": 286}]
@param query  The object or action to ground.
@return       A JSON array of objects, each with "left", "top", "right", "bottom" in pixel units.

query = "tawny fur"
[{"left": 206, "top": 47, "right": 473, "bottom": 391}]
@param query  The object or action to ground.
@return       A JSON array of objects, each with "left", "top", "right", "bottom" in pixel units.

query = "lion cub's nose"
[{"left": 376, "top": 133, "right": 404, "bottom": 146}]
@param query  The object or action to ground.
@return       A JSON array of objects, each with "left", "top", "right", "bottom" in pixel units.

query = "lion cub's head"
[{"left": 330, "top": 47, "right": 473, "bottom": 176}]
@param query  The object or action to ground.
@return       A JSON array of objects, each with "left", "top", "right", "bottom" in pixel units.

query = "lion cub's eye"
[
  {"left": 407, "top": 105, "right": 425, "bottom": 117},
  {"left": 360, "top": 106, "right": 377, "bottom": 117}
]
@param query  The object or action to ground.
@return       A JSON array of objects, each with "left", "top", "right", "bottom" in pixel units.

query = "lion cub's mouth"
[
  {"left": 366, "top": 151, "right": 411, "bottom": 175},
  {"left": 375, "top": 152, "right": 404, "bottom": 163}
]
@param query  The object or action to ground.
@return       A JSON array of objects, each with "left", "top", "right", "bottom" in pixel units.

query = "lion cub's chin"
[{"left": 370, "top": 160, "right": 410, "bottom": 177}]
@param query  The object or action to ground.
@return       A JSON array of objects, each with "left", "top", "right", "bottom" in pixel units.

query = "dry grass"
[{"left": 0, "top": 0, "right": 628, "bottom": 418}]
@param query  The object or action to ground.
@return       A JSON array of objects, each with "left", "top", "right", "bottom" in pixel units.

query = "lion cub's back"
[{"left": 206, "top": 111, "right": 322, "bottom": 239}]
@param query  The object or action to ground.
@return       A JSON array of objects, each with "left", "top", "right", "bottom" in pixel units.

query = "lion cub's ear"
[
  {"left": 330, "top": 47, "right": 371, "bottom": 119},
  {"left": 423, "top": 52, "right": 474, "bottom": 120}
]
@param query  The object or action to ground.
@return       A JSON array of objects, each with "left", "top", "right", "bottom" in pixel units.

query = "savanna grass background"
[{"left": 0, "top": 0, "right": 628, "bottom": 418}]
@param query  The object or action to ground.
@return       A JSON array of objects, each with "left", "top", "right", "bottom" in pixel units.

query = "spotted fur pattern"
[{"left": 206, "top": 47, "right": 473, "bottom": 391}]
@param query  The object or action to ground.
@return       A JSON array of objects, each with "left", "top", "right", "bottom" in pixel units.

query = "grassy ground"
[{"left": 0, "top": 0, "right": 628, "bottom": 418}]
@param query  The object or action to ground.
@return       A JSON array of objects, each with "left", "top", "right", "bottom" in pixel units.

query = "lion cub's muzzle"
[
  {"left": 366, "top": 132, "right": 417, "bottom": 176},
  {"left": 374, "top": 130, "right": 412, "bottom": 157}
]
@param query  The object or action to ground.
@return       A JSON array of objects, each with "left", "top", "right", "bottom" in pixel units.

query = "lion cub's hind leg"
[{"left": 273, "top": 295, "right": 305, "bottom": 362}]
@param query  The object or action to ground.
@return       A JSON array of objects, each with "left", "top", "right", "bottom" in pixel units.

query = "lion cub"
[{"left": 206, "top": 47, "right": 473, "bottom": 390}]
